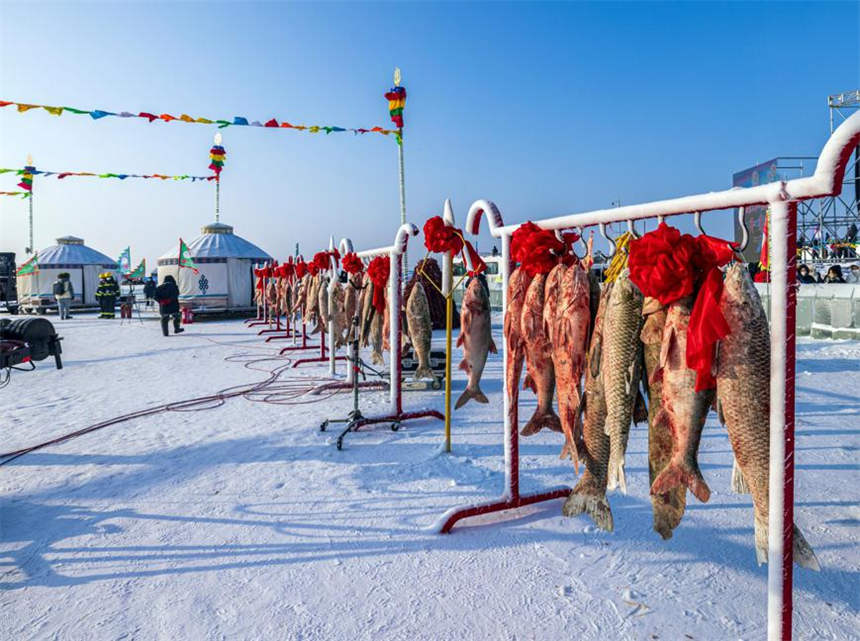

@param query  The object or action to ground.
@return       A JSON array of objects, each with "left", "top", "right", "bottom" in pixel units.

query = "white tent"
[
  {"left": 157, "top": 222, "right": 272, "bottom": 311},
  {"left": 17, "top": 236, "right": 118, "bottom": 312}
]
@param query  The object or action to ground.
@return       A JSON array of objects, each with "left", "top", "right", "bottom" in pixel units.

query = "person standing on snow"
[
  {"left": 143, "top": 277, "right": 156, "bottom": 308},
  {"left": 95, "top": 272, "right": 120, "bottom": 319},
  {"left": 155, "top": 274, "right": 184, "bottom": 336},
  {"left": 53, "top": 272, "right": 75, "bottom": 319}
]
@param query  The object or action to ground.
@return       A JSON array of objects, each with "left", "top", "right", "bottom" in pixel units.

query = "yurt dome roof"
[
  {"left": 38, "top": 236, "right": 118, "bottom": 267},
  {"left": 159, "top": 221, "right": 271, "bottom": 262}
]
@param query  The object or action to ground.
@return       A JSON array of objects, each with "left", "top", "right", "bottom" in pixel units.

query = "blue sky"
[{"left": 1, "top": 2, "right": 857, "bottom": 267}]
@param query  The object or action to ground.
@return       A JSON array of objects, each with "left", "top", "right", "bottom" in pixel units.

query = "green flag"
[
  {"left": 16, "top": 252, "right": 38, "bottom": 276},
  {"left": 178, "top": 238, "right": 199, "bottom": 274},
  {"left": 127, "top": 258, "right": 146, "bottom": 279}
]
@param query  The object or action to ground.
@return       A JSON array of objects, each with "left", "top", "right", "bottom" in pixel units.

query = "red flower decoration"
[
  {"left": 628, "top": 223, "right": 699, "bottom": 305},
  {"left": 366, "top": 256, "right": 391, "bottom": 316},
  {"left": 342, "top": 252, "right": 363, "bottom": 274},
  {"left": 295, "top": 260, "right": 308, "bottom": 279},
  {"left": 511, "top": 221, "right": 565, "bottom": 276},
  {"left": 423, "top": 216, "right": 463, "bottom": 254}
]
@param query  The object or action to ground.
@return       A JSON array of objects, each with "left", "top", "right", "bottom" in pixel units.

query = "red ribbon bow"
[
  {"left": 342, "top": 252, "right": 363, "bottom": 274},
  {"left": 511, "top": 221, "right": 565, "bottom": 276},
  {"left": 366, "top": 256, "right": 390, "bottom": 316},
  {"left": 422, "top": 216, "right": 487, "bottom": 276}
]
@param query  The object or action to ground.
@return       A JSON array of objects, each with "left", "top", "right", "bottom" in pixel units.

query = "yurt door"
[{"left": 226, "top": 258, "right": 252, "bottom": 307}]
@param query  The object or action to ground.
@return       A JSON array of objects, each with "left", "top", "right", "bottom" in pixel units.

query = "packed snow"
[{"left": 1, "top": 311, "right": 858, "bottom": 640}]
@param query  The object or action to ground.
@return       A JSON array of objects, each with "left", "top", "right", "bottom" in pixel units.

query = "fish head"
[
  {"left": 722, "top": 262, "right": 763, "bottom": 316},
  {"left": 610, "top": 269, "right": 643, "bottom": 307}
]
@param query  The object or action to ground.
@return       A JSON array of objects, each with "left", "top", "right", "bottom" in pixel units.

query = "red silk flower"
[
  {"left": 423, "top": 216, "right": 463, "bottom": 254},
  {"left": 307, "top": 261, "right": 319, "bottom": 276},
  {"left": 295, "top": 260, "right": 308, "bottom": 279},
  {"left": 342, "top": 252, "right": 363, "bottom": 274},
  {"left": 366, "top": 256, "right": 390, "bottom": 316},
  {"left": 511, "top": 221, "right": 565, "bottom": 276},
  {"left": 312, "top": 251, "right": 331, "bottom": 273},
  {"left": 628, "top": 223, "right": 699, "bottom": 305}
]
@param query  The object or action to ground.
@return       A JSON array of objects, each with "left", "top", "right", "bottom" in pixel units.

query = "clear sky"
[{"left": 1, "top": 1, "right": 857, "bottom": 268}]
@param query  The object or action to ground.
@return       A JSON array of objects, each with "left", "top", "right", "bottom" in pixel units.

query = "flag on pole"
[
  {"left": 16, "top": 252, "right": 38, "bottom": 275},
  {"left": 116, "top": 246, "right": 131, "bottom": 273},
  {"left": 178, "top": 238, "right": 199, "bottom": 274},
  {"left": 127, "top": 258, "right": 146, "bottom": 279},
  {"left": 209, "top": 144, "right": 226, "bottom": 180},
  {"left": 17, "top": 165, "right": 35, "bottom": 197}
]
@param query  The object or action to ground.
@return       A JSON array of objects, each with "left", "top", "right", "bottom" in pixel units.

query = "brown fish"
[
  {"left": 649, "top": 296, "right": 713, "bottom": 504},
  {"left": 716, "top": 263, "right": 819, "bottom": 569},
  {"left": 455, "top": 277, "right": 497, "bottom": 408},
  {"left": 641, "top": 297, "right": 687, "bottom": 539},
  {"left": 359, "top": 274, "right": 374, "bottom": 347},
  {"left": 368, "top": 284, "right": 385, "bottom": 365},
  {"left": 314, "top": 274, "right": 330, "bottom": 335},
  {"left": 562, "top": 281, "right": 614, "bottom": 531},
  {"left": 330, "top": 279, "right": 347, "bottom": 348},
  {"left": 602, "top": 269, "right": 644, "bottom": 493},
  {"left": 406, "top": 281, "right": 436, "bottom": 381},
  {"left": 504, "top": 267, "right": 531, "bottom": 428},
  {"left": 550, "top": 263, "right": 591, "bottom": 466},
  {"left": 520, "top": 273, "right": 562, "bottom": 436}
]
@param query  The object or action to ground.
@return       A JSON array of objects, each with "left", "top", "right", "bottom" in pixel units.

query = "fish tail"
[
  {"left": 731, "top": 457, "right": 750, "bottom": 494},
  {"left": 455, "top": 386, "right": 488, "bottom": 409},
  {"left": 562, "top": 475, "right": 614, "bottom": 532},
  {"left": 606, "top": 455, "right": 627, "bottom": 494},
  {"left": 793, "top": 525, "right": 821, "bottom": 571},
  {"left": 753, "top": 516, "right": 820, "bottom": 571},
  {"left": 520, "top": 409, "right": 561, "bottom": 437},
  {"left": 650, "top": 458, "right": 711, "bottom": 503},
  {"left": 414, "top": 365, "right": 437, "bottom": 381}
]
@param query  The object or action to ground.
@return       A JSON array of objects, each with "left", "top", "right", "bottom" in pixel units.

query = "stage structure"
[{"left": 439, "top": 111, "right": 860, "bottom": 641}]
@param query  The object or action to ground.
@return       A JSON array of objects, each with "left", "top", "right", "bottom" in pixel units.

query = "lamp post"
[
  {"left": 393, "top": 67, "right": 407, "bottom": 283},
  {"left": 26, "top": 154, "right": 34, "bottom": 254}
]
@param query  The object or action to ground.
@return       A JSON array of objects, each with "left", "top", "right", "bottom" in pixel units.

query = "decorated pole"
[
  {"left": 19, "top": 155, "right": 35, "bottom": 253},
  {"left": 442, "top": 200, "right": 455, "bottom": 453},
  {"left": 386, "top": 68, "right": 407, "bottom": 284},
  {"left": 209, "top": 133, "right": 226, "bottom": 223}
]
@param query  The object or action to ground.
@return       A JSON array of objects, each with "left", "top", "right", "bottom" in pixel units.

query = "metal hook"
[
  {"left": 657, "top": 215, "right": 665, "bottom": 225},
  {"left": 693, "top": 211, "right": 705, "bottom": 235},
  {"left": 599, "top": 222, "right": 617, "bottom": 258},
  {"left": 737, "top": 206, "right": 749, "bottom": 252},
  {"left": 575, "top": 226, "right": 588, "bottom": 254},
  {"left": 626, "top": 219, "right": 639, "bottom": 239}
]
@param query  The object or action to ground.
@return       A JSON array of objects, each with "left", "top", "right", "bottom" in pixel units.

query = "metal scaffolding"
[{"left": 733, "top": 91, "right": 859, "bottom": 264}]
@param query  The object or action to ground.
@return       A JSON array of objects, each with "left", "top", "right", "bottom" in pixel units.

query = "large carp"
[
  {"left": 520, "top": 273, "right": 562, "bottom": 436},
  {"left": 641, "top": 297, "right": 686, "bottom": 539},
  {"left": 504, "top": 268, "right": 531, "bottom": 430},
  {"left": 562, "top": 281, "right": 613, "bottom": 531},
  {"left": 455, "top": 277, "right": 496, "bottom": 408},
  {"left": 602, "top": 269, "right": 644, "bottom": 493},
  {"left": 548, "top": 263, "right": 591, "bottom": 466},
  {"left": 649, "top": 296, "right": 713, "bottom": 504},
  {"left": 716, "top": 263, "right": 819, "bottom": 569},
  {"left": 368, "top": 284, "right": 385, "bottom": 365},
  {"left": 406, "top": 281, "right": 436, "bottom": 381}
]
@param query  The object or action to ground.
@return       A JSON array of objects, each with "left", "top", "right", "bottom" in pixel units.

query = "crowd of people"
[{"left": 797, "top": 263, "right": 859, "bottom": 284}]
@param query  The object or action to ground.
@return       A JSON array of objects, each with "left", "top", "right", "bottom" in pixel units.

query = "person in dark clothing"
[
  {"left": 143, "top": 277, "right": 156, "bottom": 308},
  {"left": 154, "top": 274, "right": 184, "bottom": 336},
  {"left": 95, "top": 272, "right": 120, "bottom": 319},
  {"left": 823, "top": 265, "right": 846, "bottom": 284},
  {"left": 797, "top": 264, "right": 817, "bottom": 284}
]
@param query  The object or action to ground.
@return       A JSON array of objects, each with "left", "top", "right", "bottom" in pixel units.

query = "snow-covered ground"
[{"left": 1, "top": 311, "right": 858, "bottom": 640}]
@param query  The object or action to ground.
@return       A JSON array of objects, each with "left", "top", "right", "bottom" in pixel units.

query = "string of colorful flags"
[
  {"left": 0, "top": 99, "right": 402, "bottom": 142},
  {"left": 0, "top": 167, "right": 216, "bottom": 197}
]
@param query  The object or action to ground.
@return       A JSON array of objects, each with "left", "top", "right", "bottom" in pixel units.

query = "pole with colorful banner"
[
  {"left": 209, "top": 133, "right": 226, "bottom": 222},
  {"left": 178, "top": 238, "right": 199, "bottom": 274},
  {"left": 385, "top": 68, "right": 407, "bottom": 282},
  {"left": 126, "top": 258, "right": 146, "bottom": 280},
  {"left": 16, "top": 252, "right": 38, "bottom": 276},
  {"left": 19, "top": 155, "right": 35, "bottom": 253},
  {"left": 116, "top": 246, "right": 131, "bottom": 274}
]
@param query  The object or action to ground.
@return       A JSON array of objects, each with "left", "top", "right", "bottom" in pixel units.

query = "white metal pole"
[
  {"left": 500, "top": 232, "right": 513, "bottom": 499},
  {"left": 389, "top": 249, "right": 402, "bottom": 413},
  {"left": 397, "top": 136, "right": 407, "bottom": 286},
  {"left": 328, "top": 236, "right": 337, "bottom": 376},
  {"left": 767, "top": 199, "right": 789, "bottom": 641}
]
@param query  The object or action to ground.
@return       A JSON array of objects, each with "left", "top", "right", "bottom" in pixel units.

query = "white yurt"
[
  {"left": 157, "top": 221, "right": 272, "bottom": 311},
  {"left": 17, "top": 236, "right": 118, "bottom": 312}
]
